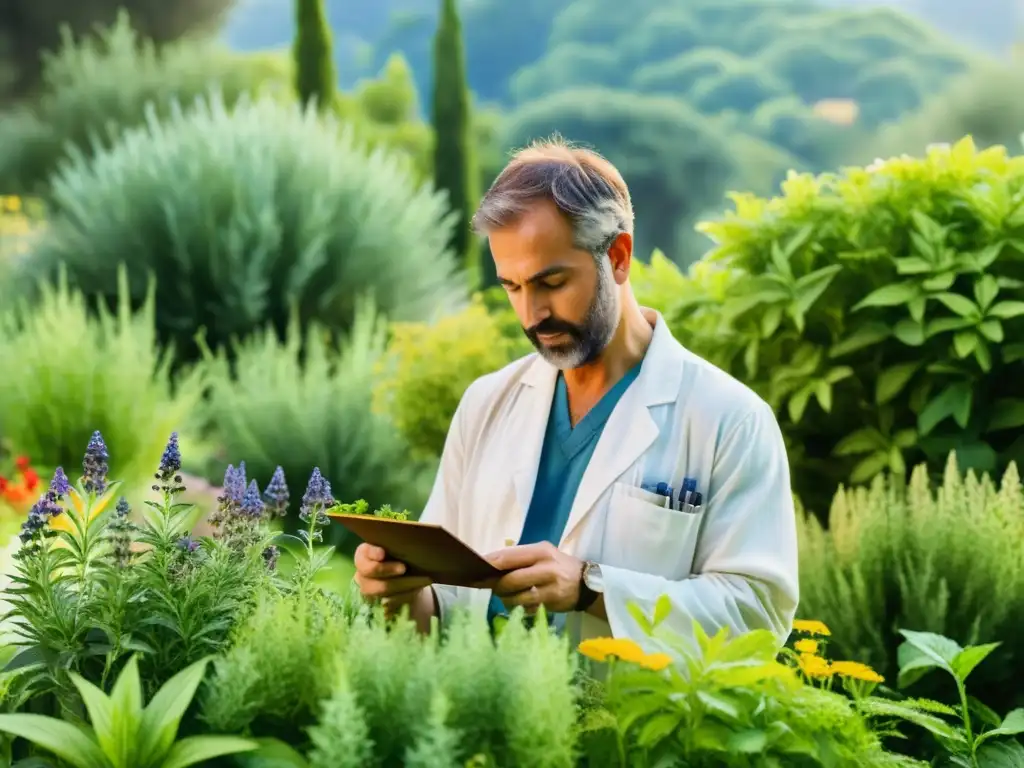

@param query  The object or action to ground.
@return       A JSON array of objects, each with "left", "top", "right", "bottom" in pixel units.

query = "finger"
[
  {"left": 500, "top": 586, "right": 542, "bottom": 611},
  {"left": 357, "top": 558, "right": 407, "bottom": 579},
  {"left": 490, "top": 564, "right": 553, "bottom": 596},
  {"left": 358, "top": 544, "right": 388, "bottom": 563},
  {"left": 486, "top": 542, "right": 555, "bottom": 571},
  {"left": 356, "top": 574, "right": 433, "bottom": 599}
]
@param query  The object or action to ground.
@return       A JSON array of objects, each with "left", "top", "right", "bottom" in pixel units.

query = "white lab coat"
[{"left": 420, "top": 310, "right": 799, "bottom": 651}]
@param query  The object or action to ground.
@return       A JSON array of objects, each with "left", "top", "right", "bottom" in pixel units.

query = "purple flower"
[
  {"left": 82, "top": 431, "right": 109, "bottom": 495},
  {"left": 263, "top": 466, "right": 289, "bottom": 518},
  {"left": 224, "top": 463, "right": 246, "bottom": 503},
  {"left": 153, "top": 433, "right": 184, "bottom": 496},
  {"left": 241, "top": 480, "right": 264, "bottom": 519},
  {"left": 48, "top": 467, "right": 69, "bottom": 500},
  {"left": 298, "top": 468, "right": 333, "bottom": 544},
  {"left": 176, "top": 535, "right": 200, "bottom": 553},
  {"left": 107, "top": 497, "right": 135, "bottom": 567},
  {"left": 18, "top": 500, "right": 51, "bottom": 544}
]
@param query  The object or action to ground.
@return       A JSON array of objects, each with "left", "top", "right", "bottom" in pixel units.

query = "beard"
[{"left": 523, "top": 258, "right": 620, "bottom": 369}]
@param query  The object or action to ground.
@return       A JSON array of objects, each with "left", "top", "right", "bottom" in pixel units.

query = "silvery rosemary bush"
[{"left": 0, "top": 427, "right": 341, "bottom": 724}]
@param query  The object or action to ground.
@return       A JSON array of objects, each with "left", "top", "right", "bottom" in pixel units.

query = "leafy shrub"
[
  {"left": 668, "top": 137, "right": 1024, "bottom": 512},
  {"left": 0, "top": 12, "right": 293, "bottom": 195},
  {"left": 0, "top": 266, "right": 206, "bottom": 499},
  {"left": 373, "top": 294, "right": 531, "bottom": 459},
  {"left": 798, "top": 454, "right": 1024, "bottom": 717},
  {"left": 199, "top": 301, "right": 434, "bottom": 547},
  {"left": 23, "top": 88, "right": 465, "bottom": 365}
]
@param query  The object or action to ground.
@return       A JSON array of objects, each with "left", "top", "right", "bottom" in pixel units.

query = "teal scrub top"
[{"left": 487, "top": 361, "right": 643, "bottom": 630}]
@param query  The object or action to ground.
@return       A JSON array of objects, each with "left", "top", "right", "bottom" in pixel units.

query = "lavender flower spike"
[
  {"left": 153, "top": 432, "right": 184, "bottom": 496},
  {"left": 241, "top": 479, "right": 265, "bottom": 519},
  {"left": 263, "top": 466, "right": 289, "bottom": 518},
  {"left": 48, "top": 467, "right": 70, "bottom": 500},
  {"left": 223, "top": 464, "right": 245, "bottom": 503},
  {"left": 82, "top": 431, "right": 109, "bottom": 494},
  {"left": 301, "top": 468, "right": 330, "bottom": 509}
]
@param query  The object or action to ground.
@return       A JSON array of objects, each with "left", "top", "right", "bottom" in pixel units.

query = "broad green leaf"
[
  {"left": 788, "top": 382, "right": 814, "bottom": 422},
  {"left": 918, "top": 382, "right": 973, "bottom": 435},
  {"left": 988, "top": 399, "right": 1024, "bottom": 432},
  {"left": 875, "top": 362, "right": 920, "bottom": 405},
  {"left": 853, "top": 281, "right": 921, "bottom": 311},
  {"left": 1004, "top": 343, "right": 1024, "bottom": 363},
  {"left": 893, "top": 256, "right": 934, "bottom": 274},
  {"left": 850, "top": 451, "right": 890, "bottom": 484},
  {"left": 829, "top": 323, "right": 891, "bottom": 357},
  {"left": 889, "top": 445, "right": 906, "bottom": 475},
  {"left": 760, "top": 305, "right": 783, "bottom": 338},
  {"left": 953, "top": 330, "right": 978, "bottom": 358},
  {"left": 743, "top": 337, "right": 759, "bottom": 379},
  {"left": 927, "top": 316, "right": 974, "bottom": 337},
  {"left": 988, "top": 300, "right": 1024, "bottom": 319},
  {"left": 975, "top": 340, "right": 993, "bottom": 372},
  {"left": 935, "top": 292, "right": 980, "bottom": 319},
  {"left": 0, "top": 714, "right": 109, "bottom": 768},
  {"left": 237, "top": 738, "right": 310, "bottom": 768},
  {"left": 627, "top": 604, "right": 653, "bottom": 636},
  {"left": 973, "top": 274, "right": 999, "bottom": 310},
  {"left": 908, "top": 295, "right": 926, "bottom": 322},
  {"left": 158, "top": 735, "right": 257, "bottom": 768},
  {"left": 695, "top": 690, "right": 741, "bottom": 720},
  {"left": 894, "top": 428, "right": 917, "bottom": 448},
  {"left": 859, "top": 699, "right": 960, "bottom": 741},
  {"left": 68, "top": 674, "right": 117, "bottom": 766},
  {"left": 635, "top": 711, "right": 684, "bottom": 748},
  {"left": 978, "top": 319, "right": 1004, "bottom": 343},
  {"left": 897, "top": 630, "right": 960, "bottom": 688},
  {"left": 893, "top": 319, "right": 925, "bottom": 346},
  {"left": 137, "top": 657, "right": 213, "bottom": 766},
  {"left": 951, "top": 642, "right": 1001, "bottom": 682},
  {"left": 969, "top": 696, "right": 1005, "bottom": 729},
  {"left": 726, "top": 729, "right": 768, "bottom": 754},
  {"left": 922, "top": 272, "right": 956, "bottom": 292},
  {"left": 109, "top": 656, "right": 143, "bottom": 768},
  {"left": 975, "top": 709, "right": 1024, "bottom": 749},
  {"left": 824, "top": 365, "right": 853, "bottom": 384},
  {"left": 975, "top": 739, "right": 1024, "bottom": 768}
]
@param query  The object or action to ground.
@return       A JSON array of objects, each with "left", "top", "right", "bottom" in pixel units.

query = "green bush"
[
  {"left": 24, "top": 89, "right": 466, "bottom": 364},
  {"left": 798, "top": 454, "right": 1024, "bottom": 719},
  {"left": 666, "top": 136, "right": 1024, "bottom": 513},
  {"left": 199, "top": 300, "right": 434, "bottom": 548},
  {"left": 0, "top": 11, "right": 293, "bottom": 195},
  {"left": 373, "top": 294, "right": 531, "bottom": 460},
  {"left": 0, "top": 266, "right": 206, "bottom": 499}
]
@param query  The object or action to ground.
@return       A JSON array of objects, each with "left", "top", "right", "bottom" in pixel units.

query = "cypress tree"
[
  {"left": 431, "top": 0, "right": 481, "bottom": 286},
  {"left": 293, "top": 0, "right": 337, "bottom": 112}
]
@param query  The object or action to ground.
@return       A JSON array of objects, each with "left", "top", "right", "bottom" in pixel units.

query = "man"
[{"left": 354, "top": 137, "right": 799, "bottom": 650}]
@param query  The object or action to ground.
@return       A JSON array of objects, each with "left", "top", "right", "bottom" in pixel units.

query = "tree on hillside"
[
  {"left": 0, "top": 0, "right": 235, "bottom": 103},
  {"left": 293, "top": 0, "right": 336, "bottom": 111},
  {"left": 431, "top": 0, "right": 480, "bottom": 285}
]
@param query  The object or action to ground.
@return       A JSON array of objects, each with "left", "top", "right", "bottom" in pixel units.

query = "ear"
[{"left": 607, "top": 232, "right": 633, "bottom": 285}]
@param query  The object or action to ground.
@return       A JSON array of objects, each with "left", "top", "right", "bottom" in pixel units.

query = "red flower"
[
  {"left": 14, "top": 456, "right": 29, "bottom": 470},
  {"left": 22, "top": 468, "right": 39, "bottom": 490},
  {"left": 0, "top": 477, "right": 7, "bottom": 493}
]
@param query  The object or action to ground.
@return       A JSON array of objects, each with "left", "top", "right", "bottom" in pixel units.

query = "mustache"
[{"left": 524, "top": 317, "right": 579, "bottom": 337}]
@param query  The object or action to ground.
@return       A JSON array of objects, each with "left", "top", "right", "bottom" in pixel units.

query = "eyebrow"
[{"left": 497, "top": 265, "right": 572, "bottom": 286}]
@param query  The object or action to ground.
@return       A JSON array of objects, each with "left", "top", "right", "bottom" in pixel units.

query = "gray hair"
[{"left": 471, "top": 137, "right": 634, "bottom": 258}]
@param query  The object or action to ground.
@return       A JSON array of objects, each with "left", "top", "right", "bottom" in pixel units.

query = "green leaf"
[
  {"left": 973, "top": 274, "right": 1000, "bottom": 310},
  {"left": 927, "top": 316, "right": 975, "bottom": 337},
  {"left": 893, "top": 256, "right": 934, "bottom": 274},
  {"left": 627, "top": 603, "right": 653, "bottom": 636},
  {"left": 909, "top": 295, "right": 926, "bottom": 322},
  {"left": 978, "top": 319, "right": 1004, "bottom": 343},
  {"left": 975, "top": 340, "right": 993, "bottom": 372},
  {"left": 788, "top": 382, "right": 814, "bottom": 422},
  {"left": 108, "top": 656, "right": 143, "bottom": 768},
  {"left": 137, "top": 657, "right": 213, "bottom": 766},
  {"left": 236, "top": 738, "right": 310, "bottom": 768},
  {"left": 893, "top": 319, "right": 925, "bottom": 346},
  {"left": 1004, "top": 343, "right": 1024, "bottom": 363},
  {"left": 760, "top": 305, "right": 783, "bottom": 338},
  {"left": 726, "top": 730, "right": 768, "bottom": 754},
  {"left": 793, "top": 264, "right": 842, "bottom": 315},
  {"left": 876, "top": 362, "right": 920, "bottom": 405},
  {"left": 158, "top": 736, "right": 257, "bottom": 768},
  {"left": 936, "top": 292, "right": 980, "bottom": 318},
  {"left": 67, "top": 674, "right": 117, "bottom": 767},
  {"left": 896, "top": 630, "right": 960, "bottom": 688},
  {"left": 975, "top": 739, "right": 1024, "bottom": 768},
  {"left": 652, "top": 595, "right": 671, "bottom": 628},
  {"left": 974, "top": 709, "right": 1024, "bottom": 749},
  {"left": 853, "top": 281, "right": 921, "bottom": 311},
  {"left": 918, "top": 382, "right": 973, "bottom": 435},
  {"left": 922, "top": 272, "right": 956, "bottom": 291},
  {"left": 988, "top": 399, "right": 1024, "bottom": 431},
  {"left": 951, "top": 642, "right": 1001, "bottom": 682},
  {"left": 0, "top": 714, "right": 109, "bottom": 768},
  {"left": 953, "top": 330, "right": 978, "bottom": 358},
  {"left": 988, "top": 300, "right": 1024, "bottom": 319},
  {"left": 850, "top": 451, "right": 890, "bottom": 484},
  {"left": 829, "top": 323, "right": 891, "bottom": 357},
  {"left": 833, "top": 428, "right": 886, "bottom": 456}
]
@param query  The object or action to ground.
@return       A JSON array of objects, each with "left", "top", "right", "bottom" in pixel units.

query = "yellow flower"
[
  {"left": 798, "top": 653, "right": 833, "bottom": 678},
  {"left": 794, "top": 639, "right": 819, "bottom": 654},
  {"left": 578, "top": 637, "right": 673, "bottom": 671},
  {"left": 831, "top": 661, "right": 884, "bottom": 683},
  {"left": 792, "top": 619, "right": 831, "bottom": 637},
  {"left": 3, "top": 196, "right": 21, "bottom": 212}
]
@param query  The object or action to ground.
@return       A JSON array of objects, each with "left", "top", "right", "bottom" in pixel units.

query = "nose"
[{"left": 521, "top": 289, "right": 551, "bottom": 330}]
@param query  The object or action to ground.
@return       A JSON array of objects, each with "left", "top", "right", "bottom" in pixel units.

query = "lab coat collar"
[{"left": 509, "top": 310, "right": 687, "bottom": 545}]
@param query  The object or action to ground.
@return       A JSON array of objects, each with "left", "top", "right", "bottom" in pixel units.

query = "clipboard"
[{"left": 329, "top": 513, "right": 507, "bottom": 587}]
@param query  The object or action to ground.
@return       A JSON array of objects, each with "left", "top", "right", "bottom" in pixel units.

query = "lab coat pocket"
[{"left": 603, "top": 482, "right": 705, "bottom": 578}]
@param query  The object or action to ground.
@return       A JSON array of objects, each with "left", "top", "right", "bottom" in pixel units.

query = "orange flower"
[{"left": 831, "top": 661, "right": 883, "bottom": 683}]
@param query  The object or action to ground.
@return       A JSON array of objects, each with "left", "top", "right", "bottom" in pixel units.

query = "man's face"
[{"left": 490, "top": 200, "right": 620, "bottom": 369}]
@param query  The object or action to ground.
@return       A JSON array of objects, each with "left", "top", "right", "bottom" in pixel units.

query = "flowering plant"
[{"left": 0, "top": 427, "right": 340, "bottom": 738}]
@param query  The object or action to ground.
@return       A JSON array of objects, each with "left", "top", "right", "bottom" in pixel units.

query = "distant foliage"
[
  {"left": 668, "top": 137, "right": 1024, "bottom": 513},
  {"left": 0, "top": 0, "right": 237, "bottom": 101},
  {"left": 24, "top": 91, "right": 465, "bottom": 363},
  {"left": 292, "top": 0, "right": 336, "bottom": 111},
  {"left": 0, "top": 12, "right": 292, "bottom": 196}
]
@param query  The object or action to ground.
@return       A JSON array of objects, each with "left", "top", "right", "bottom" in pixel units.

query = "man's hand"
[
  {"left": 483, "top": 542, "right": 583, "bottom": 614},
  {"left": 353, "top": 543, "right": 435, "bottom": 626}
]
